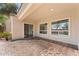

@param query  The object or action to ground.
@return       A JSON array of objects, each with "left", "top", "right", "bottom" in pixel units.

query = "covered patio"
[{"left": 3, "top": 3, "right": 79, "bottom": 56}]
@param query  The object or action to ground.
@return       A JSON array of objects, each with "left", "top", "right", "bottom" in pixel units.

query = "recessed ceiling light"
[{"left": 50, "top": 9, "right": 54, "bottom": 11}]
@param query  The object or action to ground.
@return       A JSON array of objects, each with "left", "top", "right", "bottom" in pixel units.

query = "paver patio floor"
[{"left": 0, "top": 38, "right": 79, "bottom": 56}]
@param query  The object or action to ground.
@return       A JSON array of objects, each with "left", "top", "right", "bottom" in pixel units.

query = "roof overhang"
[{"left": 17, "top": 3, "right": 42, "bottom": 21}]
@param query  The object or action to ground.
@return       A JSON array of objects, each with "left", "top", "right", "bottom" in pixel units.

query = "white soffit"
[{"left": 18, "top": 3, "right": 32, "bottom": 20}]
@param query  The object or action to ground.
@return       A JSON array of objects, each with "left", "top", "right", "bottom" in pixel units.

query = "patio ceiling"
[
  {"left": 18, "top": 3, "right": 42, "bottom": 21},
  {"left": 23, "top": 3, "right": 78, "bottom": 21}
]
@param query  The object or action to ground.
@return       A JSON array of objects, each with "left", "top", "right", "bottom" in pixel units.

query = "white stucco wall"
[
  {"left": 10, "top": 15, "right": 24, "bottom": 39},
  {"left": 9, "top": 15, "right": 36, "bottom": 39},
  {"left": 34, "top": 8, "right": 78, "bottom": 45},
  {"left": 77, "top": 6, "right": 79, "bottom": 49}
]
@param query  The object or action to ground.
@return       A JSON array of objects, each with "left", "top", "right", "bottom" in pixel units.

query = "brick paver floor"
[{"left": 0, "top": 38, "right": 79, "bottom": 56}]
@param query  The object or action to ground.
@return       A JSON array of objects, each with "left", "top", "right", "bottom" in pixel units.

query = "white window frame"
[
  {"left": 51, "top": 18, "right": 70, "bottom": 37},
  {"left": 39, "top": 23, "right": 47, "bottom": 34}
]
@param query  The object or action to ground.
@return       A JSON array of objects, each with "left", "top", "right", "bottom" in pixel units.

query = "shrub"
[
  {"left": 0, "top": 32, "right": 11, "bottom": 41},
  {"left": 3, "top": 32, "right": 11, "bottom": 38},
  {"left": 0, "top": 32, "right": 3, "bottom": 38}
]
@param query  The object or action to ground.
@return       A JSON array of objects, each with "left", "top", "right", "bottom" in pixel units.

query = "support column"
[
  {"left": 77, "top": 19, "right": 79, "bottom": 50},
  {"left": 10, "top": 15, "right": 24, "bottom": 40}
]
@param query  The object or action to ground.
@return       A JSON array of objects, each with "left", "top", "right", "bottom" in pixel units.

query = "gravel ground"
[{"left": 0, "top": 39, "right": 79, "bottom": 56}]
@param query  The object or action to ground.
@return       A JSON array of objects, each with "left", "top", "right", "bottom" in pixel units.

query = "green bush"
[
  {"left": 0, "top": 32, "right": 11, "bottom": 40},
  {"left": 0, "top": 32, "right": 3, "bottom": 38},
  {"left": 3, "top": 32, "right": 11, "bottom": 38}
]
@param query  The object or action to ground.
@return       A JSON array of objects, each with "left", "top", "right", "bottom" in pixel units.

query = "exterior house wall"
[
  {"left": 77, "top": 6, "right": 79, "bottom": 49},
  {"left": 10, "top": 16, "right": 24, "bottom": 39},
  {"left": 9, "top": 16, "right": 37, "bottom": 39},
  {"left": 34, "top": 8, "right": 78, "bottom": 45}
]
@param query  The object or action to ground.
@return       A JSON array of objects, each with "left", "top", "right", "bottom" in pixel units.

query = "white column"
[
  {"left": 10, "top": 15, "right": 24, "bottom": 40},
  {"left": 78, "top": 6, "right": 79, "bottom": 50}
]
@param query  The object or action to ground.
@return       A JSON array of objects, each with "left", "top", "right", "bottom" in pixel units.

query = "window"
[
  {"left": 51, "top": 19, "right": 69, "bottom": 35},
  {"left": 40, "top": 23, "right": 47, "bottom": 34}
]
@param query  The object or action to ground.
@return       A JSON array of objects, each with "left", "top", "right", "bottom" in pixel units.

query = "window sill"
[{"left": 51, "top": 34, "right": 70, "bottom": 38}]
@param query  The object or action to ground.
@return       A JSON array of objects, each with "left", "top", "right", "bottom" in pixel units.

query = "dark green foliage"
[{"left": 0, "top": 3, "right": 18, "bottom": 16}]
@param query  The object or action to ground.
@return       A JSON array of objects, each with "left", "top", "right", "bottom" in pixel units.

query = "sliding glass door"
[{"left": 24, "top": 24, "right": 33, "bottom": 38}]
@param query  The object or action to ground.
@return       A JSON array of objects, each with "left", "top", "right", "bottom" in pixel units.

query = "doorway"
[{"left": 24, "top": 24, "right": 33, "bottom": 38}]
